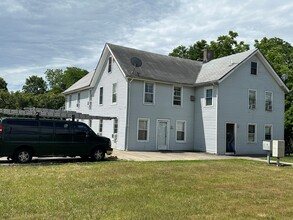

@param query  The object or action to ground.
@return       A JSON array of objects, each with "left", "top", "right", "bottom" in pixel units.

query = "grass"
[
  {"left": 0, "top": 160, "right": 293, "bottom": 219},
  {"left": 262, "top": 154, "right": 293, "bottom": 163}
]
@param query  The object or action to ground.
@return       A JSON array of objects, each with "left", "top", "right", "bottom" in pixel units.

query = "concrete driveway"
[{"left": 111, "top": 150, "right": 234, "bottom": 161}]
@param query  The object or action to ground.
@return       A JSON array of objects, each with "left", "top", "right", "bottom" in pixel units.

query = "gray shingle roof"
[
  {"left": 63, "top": 70, "right": 94, "bottom": 94},
  {"left": 108, "top": 43, "right": 203, "bottom": 85},
  {"left": 196, "top": 49, "right": 257, "bottom": 85}
]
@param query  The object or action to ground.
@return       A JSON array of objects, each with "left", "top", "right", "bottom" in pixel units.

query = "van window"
[
  {"left": 40, "top": 121, "right": 54, "bottom": 141},
  {"left": 7, "top": 120, "right": 38, "bottom": 135},
  {"left": 55, "top": 121, "right": 72, "bottom": 142}
]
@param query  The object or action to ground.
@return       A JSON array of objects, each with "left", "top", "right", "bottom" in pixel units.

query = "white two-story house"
[{"left": 63, "top": 43, "right": 289, "bottom": 155}]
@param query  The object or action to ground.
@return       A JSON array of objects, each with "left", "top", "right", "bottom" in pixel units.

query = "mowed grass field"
[{"left": 0, "top": 160, "right": 292, "bottom": 219}]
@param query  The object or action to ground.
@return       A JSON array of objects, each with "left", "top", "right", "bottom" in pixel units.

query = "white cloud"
[{"left": 0, "top": 0, "right": 292, "bottom": 91}]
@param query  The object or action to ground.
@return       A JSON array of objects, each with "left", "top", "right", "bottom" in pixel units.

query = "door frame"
[
  {"left": 156, "top": 119, "right": 170, "bottom": 150},
  {"left": 225, "top": 123, "right": 237, "bottom": 154}
]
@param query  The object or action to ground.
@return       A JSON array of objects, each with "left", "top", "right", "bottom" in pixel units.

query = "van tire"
[
  {"left": 13, "top": 148, "right": 32, "bottom": 163},
  {"left": 91, "top": 148, "right": 105, "bottom": 161}
]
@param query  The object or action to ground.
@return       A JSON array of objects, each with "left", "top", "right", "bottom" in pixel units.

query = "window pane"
[
  {"left": 138, "top": 119, "right": 148, "bottom": 141},
  {"left": 173, "top": 87, "right": 182, "bottom": 106},
  {"left": 265, "top": 125, "right": 272, "bottom": 140},
  {"left": 205, "top": 89, "right": 213, "bottom": 106},
  {"left": 176, "top": 121, "right": 185, "bottom": 141},
  {"left": 99, "top": 87, "right": 103, "bottom": 105},
  {"left": 251, "top": 62, "right": 257, "bottom": 75}
]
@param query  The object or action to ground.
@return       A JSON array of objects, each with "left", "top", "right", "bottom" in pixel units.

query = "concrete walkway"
[{"left": 111, "top": 150, "right": 234, "bottom": 161}]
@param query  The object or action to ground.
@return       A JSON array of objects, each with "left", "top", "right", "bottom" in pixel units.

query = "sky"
[{"left": 0, "top": 0, "right": 293, "bottom": 91}]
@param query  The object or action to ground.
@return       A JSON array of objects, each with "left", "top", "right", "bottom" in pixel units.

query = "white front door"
[{"left": 157, "top": 119, "right": 170, "bottom": 150}]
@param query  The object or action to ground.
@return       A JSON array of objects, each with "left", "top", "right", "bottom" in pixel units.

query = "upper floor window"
[
  {"left": 137, "top": 118, "right": 149, "bottom": 142},
  {"left": 176, "top": 120, "right": 186, "bottom": 142},
  {"left": 112, "top": 83, "right": 117, "bottom": 104},
  {"left": 99, "top": 87, "right": 103, "bottom": 105},
  {"left": 248, "top": 89, "right": 256, "bottom": 110},
  {"left": 173, "top": 86, "right": 182, "bottom": 106},
  {"left": 248, "top": 123, "right": 257, "bottom": 143},
  {"left": 68, "top": 95, "right": 72, "bottom": 108},
  {"left": 265, "top": 91, "right": 273, "bottom": 111},
  {"left": 144, "top": 82, "right": 154, "bottom": 104},
  {"left": 264, "top": 124, "right": 273, "bottom": 140},
  {"left": 108, "top": 56, "right": 112, "bottom": 73},
  {"left": 205, "top": 87, "right": 213, "bottom": 106},
  {"left": 251, "top": 62, "right": 257, "bottom": 75},
  {"left": 77, "top": 93, "right": 81, "bottom": 108}
]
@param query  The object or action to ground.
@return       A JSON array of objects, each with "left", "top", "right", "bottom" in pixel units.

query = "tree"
[
  {"left": 169, "top": 31, "right": 249, "bottom": 60},
  {"left": 255, "top": 37, "right": 293, "bottom": 148},
  {"left": 0, "top": 77, "right": 8, "bottom": 91},
  {"left": 45, "top": 69, "right": 65, "bottom": 93},
  {"left": 22, "top": 75, "right": 48, "bottom": 94},
  {"left": 62, "top": 67, "right": 88, "bottom": 89}
]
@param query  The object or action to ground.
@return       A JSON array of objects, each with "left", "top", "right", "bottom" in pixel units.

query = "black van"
[{"left": 0, "top": 118, "right": 113, "bottom": 163}]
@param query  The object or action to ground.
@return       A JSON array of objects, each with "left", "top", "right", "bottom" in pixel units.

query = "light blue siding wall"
[
  {"left": 217, "top": 54, "right": 285, "bottom": 155},
  {"left": 126, "top": 80, "right": 195, "bottom": 151},
  {"left": 194, "top": 86, "right": 218, "bottom": 153}
]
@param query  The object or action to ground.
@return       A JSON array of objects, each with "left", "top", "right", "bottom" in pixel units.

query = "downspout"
[{"left": 125, "top": 77, "right": 134, "bottom": 151}]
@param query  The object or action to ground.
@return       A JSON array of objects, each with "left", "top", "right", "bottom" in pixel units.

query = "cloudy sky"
[{"left": 0, "top": 0, "right": 293, "bottom": 91}]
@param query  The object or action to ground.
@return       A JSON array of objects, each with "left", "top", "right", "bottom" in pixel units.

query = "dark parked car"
[{"left": 0, "top": 118, "right": 112, "bottom": 163}]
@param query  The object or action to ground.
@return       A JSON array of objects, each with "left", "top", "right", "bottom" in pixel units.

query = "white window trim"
[
  {"left": 247, "top": 123, "right": 257, "bottom": 144},
  {"left": 68, "top": 95, "right": 72, "bottom": 108},
  {"left": 251, "top": 61, "right": 258, "bottom": 75},
  {"left": 265, "top": 91, "right": 273, "bottom": 112},
  {"left": 176, "top": 120, "right": 186, "bottom": 143},
  {"left": 137, "top": 118, "right": 150, "bottom": 142},
  {"left": 264, "top": 124, "right": 273, "bottom": 141},
  {"left": 112, "top": 83, "right": 117, "bottom": 104},
  {"left": 99, "top": 87, "right": 103, "bottom": 105},
  {"left": 204, "top": 86, "right": 213, "bottom": 107},
  {"left": 172, "top": 86, "right": 183, "bottom": 108},
  {"left": 248, "top": 89, "right": 257, "bottom": 110},
  {"left": 143, "top": 82, "right": 155, "bottom": 105}
]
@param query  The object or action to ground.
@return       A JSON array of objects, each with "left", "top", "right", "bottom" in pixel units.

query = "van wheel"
[
  {"left": 13, "top": 149, "right": 32, "bottom": 163},
  {"left": 91, "top": 149, "right": 105, "bottom": 161}
]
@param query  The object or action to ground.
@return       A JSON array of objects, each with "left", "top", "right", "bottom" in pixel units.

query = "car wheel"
[
  {"left": 91, "top": 149, "right": 105, "bottom": 161},
  {"left": 13, "top": 148, "right": 32, "bottom": 163}
]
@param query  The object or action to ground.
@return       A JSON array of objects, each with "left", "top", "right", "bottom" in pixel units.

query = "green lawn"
[
  {"left": 263, "top": 154, "right": 293, "bottom": 163},
  {"left": 0, "top": 160, "right": 292, "bottom": 219}
]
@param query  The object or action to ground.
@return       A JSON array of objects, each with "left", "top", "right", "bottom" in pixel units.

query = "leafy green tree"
[
  {"left": 22, "top": 75, "right": 48, "bottom": 94},
  {"left": 45, "top": 69, "right": 65, "bottom": 93},
  {"left": 169, "top": 31, "right": 249, "bottom": 60},
  {"left": 62, "top": 67, "right": 88, "bottom": 89},
  {"left": 0, "top": 77, "right": 8, "bottom": 91}
]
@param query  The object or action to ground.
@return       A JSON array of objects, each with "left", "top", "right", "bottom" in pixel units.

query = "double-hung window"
[
  {"left": 251, "top": 62, "right": 257, "bottom": 75},
  {"left": 173, "top": 86, "right": 182, "bottom": 106},
  {"left": 99, "top": 87, "right": 103, "bottom": 105},
  {"left": 68, "top": 95, "right": 72, "bottom": 108},
  {"left": 248, "top": 90, "right": 256, "bottom": 110},
  {"left": 113, "top": 118, "right": 118, "bottom": 134},
  {"left": 248, "top": 124, "right": 257, "bottom": 143},
  {"left": 108, "top": 56, "right": 112, "bottom": 73},
  {"left": 77, "top": 93, "right": 80, "bottom": 108},
  {"left": 99, "top": 120, "right": 103, "bottom": 134},
  {"left": 137, "top": 118, "right": 149, "bottom": 141},
  {"left": 176, "top": 120, "right": 186, "bottom": 142},
  {"left": 265, "top": 91, "right": 273, "bottom": 111},
  {"left": 205, "top": 87, "right": 213, "bottom": 106},
  {"left": 264, "top": 124, "right": 272, "bottom": 140},
  {"left": 144, "top": 82, "right": 154, "bottom": 104},
  {"left": 112, "top": 83, "right": 117, "bottom": 104}
]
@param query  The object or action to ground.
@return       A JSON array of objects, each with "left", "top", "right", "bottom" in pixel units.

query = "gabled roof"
[
  {"left": 63, "top": 43, "right": 289, "bottom": 94},
  {"left": 63, "top": 70, "right": 95, "bottom": 94},
  {"left": 196, "top": 49, "right": 258, "bottom": 85},
  {"left": 107, "top": 43, "right": 202, "bottom": 85}
]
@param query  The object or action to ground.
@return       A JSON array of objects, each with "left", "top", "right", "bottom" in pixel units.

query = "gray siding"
[
  {"left": 127, "top": 80, "right": 195, "bottom": 151},
  {"left": 217, "top": 54, "right": 285, "bottom": 155}
]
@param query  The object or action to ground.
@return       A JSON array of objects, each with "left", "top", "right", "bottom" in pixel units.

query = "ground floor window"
[
  {"left": 137, "top": 118, "right": 149, "bottom": 141},
  {"left": 99, "top": 119, "right": 103, "bottom": 134},
  {"left": 264, "top": 124, "right": 272, "bottom": 140},
  {"left": 176, "top": 120, "right": 186, "bottom": 142},
  {"left": 248, "top": 123, "right": 257, "bottom": 143}
]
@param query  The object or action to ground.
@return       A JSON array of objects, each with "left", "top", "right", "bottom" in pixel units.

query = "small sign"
[{"left": 262, "top": 141, "right": 272, "bottom": 151}]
